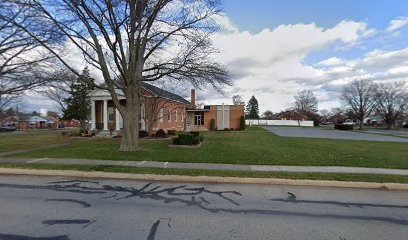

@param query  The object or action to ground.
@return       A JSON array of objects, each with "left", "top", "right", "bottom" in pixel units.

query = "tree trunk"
[
  {"left": 80, "top": 119, "right": 86, "bottom": 130},
  {"left": 147, "top": 121, "right": 155, "bottom": 136},
  {"left": 386, "top": 120, "right": 393, "bottom": 129},
  {"left": 359, "top": 120, "right": 363, "bottom": 130},
  {"left": 119, "top": 88, "right": 141, "bottom": 151}
]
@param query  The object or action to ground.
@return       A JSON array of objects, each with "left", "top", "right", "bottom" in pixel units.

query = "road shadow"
[{"left": 1, "top": 180, "right": 407, "bottom": 226}]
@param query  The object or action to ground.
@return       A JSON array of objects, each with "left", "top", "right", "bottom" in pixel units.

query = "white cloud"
[
  {"left": 316, "top": 57, "right": 345, "bottom": 66},
  {"left": 207, "top": 17, "right": 376, "bottom": 112},
  {"left": 386, "top": 17, "right": 408, "bottom": 32}
]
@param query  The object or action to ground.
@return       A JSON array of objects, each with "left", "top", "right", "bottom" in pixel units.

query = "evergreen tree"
[
  {"left": 245, "top": 95, "right": 260, "bottom": 119},
  {"left": 62, "top": 67, "right": 94, "bottom": 129}
]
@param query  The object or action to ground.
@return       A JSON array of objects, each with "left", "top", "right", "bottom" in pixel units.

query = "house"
[
  {"left": 59, "top": 119, "right": 81, "bottom": 128},
  {"left": 89, "top": 84, "right": 245, "bottom": 133},
  {"left": 275, "top": 110, "right": 307, "bottom": 121}
]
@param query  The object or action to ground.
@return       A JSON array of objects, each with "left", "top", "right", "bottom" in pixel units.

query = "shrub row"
[
  {"left": 139, "top": 130, "right": 148, "bottom": 138},
  {"left": 334, "top": 124, "right": 354, "bottom": 131},
  {"left": 167, "top": 130, "right": 177, "bottom": 135}
]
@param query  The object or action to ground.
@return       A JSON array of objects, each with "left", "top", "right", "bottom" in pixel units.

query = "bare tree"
[
  {"left": 232, "top": 95, "right": 243, "bottom": 105},
  {"left": 374, "top": 82, "right": 407, "bottom": 129},
  {"left": 341, "top": 79, "right": 377, "bottom": 130},
  {"left": 3, "top": 0, "right": 230, "bottom": 151},
  {"left": 262, "top": 110, "right": 273, "bottom": 120},
  {"left": 293, "top": 90, "right": 318, "bottom": 116},
  {"left": 40, "top": 69, "right": 78, "bottom": 111},
  {"left": 142, "top": 96, "right": 181, "bottom": 136},
  {"left": 0, "top": 0, "right": 55, "bottom": 114}
]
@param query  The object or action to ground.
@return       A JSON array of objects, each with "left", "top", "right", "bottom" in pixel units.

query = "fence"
[{"left": 246, "top": 119, "right": 314, "bottom": 127}]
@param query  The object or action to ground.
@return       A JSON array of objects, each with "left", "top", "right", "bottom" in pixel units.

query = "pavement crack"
[{"left": 42, "top": 219, "right": 92, "bottom": 226}]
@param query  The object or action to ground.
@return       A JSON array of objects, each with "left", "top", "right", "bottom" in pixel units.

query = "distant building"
[{"left": 1, "top": 115, "right": 58, "bottom": 129}]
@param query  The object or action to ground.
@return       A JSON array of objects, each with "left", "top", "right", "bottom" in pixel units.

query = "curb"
[{"left": 1, "top": 168, "right": 408, "bottom": 190}]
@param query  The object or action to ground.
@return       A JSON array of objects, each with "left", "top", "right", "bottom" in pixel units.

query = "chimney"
[{"left": 191, "top": 89, "right": 196, "bottom": 107}]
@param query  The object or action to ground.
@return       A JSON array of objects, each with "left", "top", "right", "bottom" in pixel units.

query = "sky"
[{"left": 23, "top": 0, "right": 408, "bottom": 114}]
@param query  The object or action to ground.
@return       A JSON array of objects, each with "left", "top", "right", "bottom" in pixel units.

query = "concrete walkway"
[{"left": 1, "top": 157, "right": 408, "bottom": 176}]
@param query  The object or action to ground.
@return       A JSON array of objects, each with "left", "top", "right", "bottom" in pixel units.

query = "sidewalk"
[{"left": 1, "top": 157, "right": 408, "bottom": 176}]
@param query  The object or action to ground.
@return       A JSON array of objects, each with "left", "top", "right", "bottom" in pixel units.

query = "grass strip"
[{"left": 1, "top": 163, "right": 408, "bottom": 184}]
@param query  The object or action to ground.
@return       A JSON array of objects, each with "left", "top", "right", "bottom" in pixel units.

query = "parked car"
[
  {"left": 343, "top": 119, "right": 355, "bottom": 125},
  {"left": 0, "top": 124, "right": 16, "bottom": 132}
]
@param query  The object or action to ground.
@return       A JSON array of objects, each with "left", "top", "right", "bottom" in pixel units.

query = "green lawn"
[
  {"left": 8, "top": 127, "right": 408, "bottom": 169},
  {"left": 0, "top": 130, "right": 77, "bottom": 153}
]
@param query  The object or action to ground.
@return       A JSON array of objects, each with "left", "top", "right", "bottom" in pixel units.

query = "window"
[
  {"left": 181, "top": 110, "right": 184, "bottom": 122},
  {"left": 108, "top": 107, "right": 114, "bottom": 122},
  {"left": 175, "top": 110, "right": 178, "bottom": 122},
  {"left": 194, "top": 112, "right": 204, "bottom": 125},
  {"left": 168, "top": 109, "right": 172, "bottom": 122},
  {"left": 159, "top": 108, "right": 163, "bottom": 123}
]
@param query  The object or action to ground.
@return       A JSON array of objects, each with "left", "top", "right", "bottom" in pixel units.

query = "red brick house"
[{"left": 89, "top": 83, "right": 245, "bottom": 133}]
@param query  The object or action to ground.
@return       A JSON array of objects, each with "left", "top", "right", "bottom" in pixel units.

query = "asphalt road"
[
  {"left": 0, "top": 175, "right": 408, "bottom": 240},
  {"left": 264, "top": 126, "right": 408, "bottom": 142}
]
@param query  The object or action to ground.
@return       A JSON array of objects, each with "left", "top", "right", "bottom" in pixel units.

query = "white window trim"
[
  {"left": 168, "top": 109, "right": 172, "bottom": 122},
  {"left": 159, "top": 108, "right": 163, "bottom": 123},
  {"left": 175, "top": 110, "right": 178, "bottom": 122}
]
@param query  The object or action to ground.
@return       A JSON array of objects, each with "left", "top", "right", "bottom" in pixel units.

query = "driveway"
[{"left": 264, "top": 126, "right": 408, "bottom": 142}]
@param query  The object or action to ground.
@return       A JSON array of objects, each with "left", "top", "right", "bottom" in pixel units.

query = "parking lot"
[{"left": 264, "top": 126, "right": 408, "bottom": 142}]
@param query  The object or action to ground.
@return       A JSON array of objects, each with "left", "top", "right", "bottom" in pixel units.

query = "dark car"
[{"left": 0, "top": 124, "right": 17, "bottom": 132}]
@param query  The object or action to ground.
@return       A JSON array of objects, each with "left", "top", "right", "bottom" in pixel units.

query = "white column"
[
  {"left": 91, "top": 100, "right": 96, "bottom": 130},
  {"left": 115, "top": 108, "right": 120, "bottom": 131},
  {"left": 103, "top": 99, "right": 108, "bottom": 130}
]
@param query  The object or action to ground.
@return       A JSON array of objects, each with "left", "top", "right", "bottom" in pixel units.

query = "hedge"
[
  {"left": 334, "top": 124, "right": 354, "bottom": 131},
  {"left": 173, "top": 132, "right": 203, "bottom": 145},
  {"left": 167, "top": 130, "right": 177, "bottom": 135}
]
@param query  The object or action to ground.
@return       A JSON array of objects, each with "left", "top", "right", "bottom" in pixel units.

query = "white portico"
[{"left": 89, "top": 89, "right": 126, "bottom": 131}]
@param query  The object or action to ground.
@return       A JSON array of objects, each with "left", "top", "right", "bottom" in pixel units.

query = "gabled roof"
[
  {"left": 18, "top": 116, "right": 49, "bottom": 123},
  {"left": 90, "top": 82, "right": 190, "bottom": 105},
  {"left": 141, "top": 82, "right": 190, "bottom": 104}
]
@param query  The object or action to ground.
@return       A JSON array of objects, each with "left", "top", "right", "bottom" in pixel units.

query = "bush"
[
  {"left": 139, "top": 130, "right": 148, "bottom": 138},
  {"left": 404, "top": 124, "right": 408, "bottom": 128},
  {"left": 192, "top": 137, "right": 200, "bottom": 145},
  {"left": 156, "top": 129, "right": 166, "bottom": 138},
  {"left": 178, "top": 134, "right": 193, "bottom": 145},
  {"left": 199, "top": 135, "right": 204, "bottom": 142},
  {"left": 167, "top": 130, "right": 177, "bottom": 135},
  {"left": 172, "top": 136, "right": 179, "bottom": 145},
  {"left": 210, "top": 119, "right": 216, "bottom": 131},
  {"left": 335, "top": 124, "right": 354, "bottom": 131},
  {"left": 190, "top": 131, "right": 200, "bottom": 137},
  {"left": 240, "top": 116, "right": 246, "bottom": 130}
]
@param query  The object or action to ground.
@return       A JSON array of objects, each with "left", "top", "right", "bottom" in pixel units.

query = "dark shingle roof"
[{"left": 142, "top": 82, "right": 190, "bottom": 104}]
